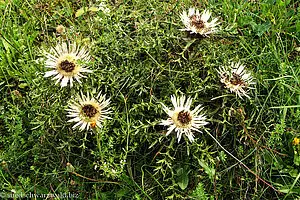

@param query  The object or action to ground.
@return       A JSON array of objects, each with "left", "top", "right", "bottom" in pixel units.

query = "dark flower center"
[
  {"left": 230, "top": 72, "right": 246, "bottom": 85},
  {"left": 60, "top": 60, "right": 75, "bottom": 72},
  {"left": 177, "top": 110, "right": 192, "bottom": 125},
  {"left": 82, "top": 104, "right": 98, "bottom": 118},
  {"left": 190, "top": 15, "right": 205, "bottom": 29}
]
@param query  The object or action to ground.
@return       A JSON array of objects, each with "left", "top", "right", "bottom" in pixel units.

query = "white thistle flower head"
[
  {"left": 44, "top": 42, "right": 92, "bottom": 87},
  {"left": 66, "top": 91, "right": 112, "bottom": 131},
  {"left": 160, "top": 95, "right": 208, "bottom": 143},
  {"left": 180, "top": 8, "right": 219, "bottom": 36},
  {"left": 218, "top": 62, "right": 255, "bottom": 99}
]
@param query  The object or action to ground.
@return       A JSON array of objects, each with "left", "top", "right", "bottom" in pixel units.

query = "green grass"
[{"left": 0, "top": 0, "right": 299, "bottom": 199}]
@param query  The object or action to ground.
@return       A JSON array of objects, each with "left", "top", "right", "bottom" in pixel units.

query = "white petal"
[
  {"left": 60, "top": 76, "right": 69, "bottom": 87},
  {"left": 188, "top": 8, "right": 195, "bottom": 16},
  {"left": 236, "top": 65, "right": 245, "bottom": 74},
  {"left": 80, "top": 68, "right": 93, "bottom": 73},
  {"left": 44, "top": 70, "right": 58, "bottom": 77},
  {"left": 79, "top": 122, "right": 88, "bottom": 131},
  {"left": 185, "top": 97, "right": 192, "bottom": 110},
  {"left": 72, "top": 121, "right": 83, "bottom": 129},
  {"left": 179, "top": 95, "right": 186, "bottom": 108},
  {"left": 96, "top": 121, "right": 102, "bottom": 128},
  {"left": 186, "top": 132, "right": 195, "bottom": 143},
  {"left": 69, "top": 77, "right": 73, "bottom": 87},
  {"left": 67, "top": 113, "right": 80, "bottom": 117},
  {"left": 177, "top": 130, "right": 183, "bottom": 142},
  {"left": 171, "top": 95, "right": 178, "bottom": 108},
  {"left": 209, "top": 18, "right": 219, "bottom": 25},
  {"left": 191, "top": 104, "right": 204, "bottom": 115},
  {"left": 201, "top": 10, "right": 211, "bottom": 22},
  {"left": 166, "top": 125, "right": 176, "bottom": 136},
  {"left": 86, "top": 123, "right": 91, "bottom": 131},
  {"left": 68, "top": 117, "right": 81, "bottom": 122},
  {"left": 52, "top": 73, "right": 62, "bottom": 80},
  {"left": 74, "top": 76, "right": 82, "bottom": 83}
]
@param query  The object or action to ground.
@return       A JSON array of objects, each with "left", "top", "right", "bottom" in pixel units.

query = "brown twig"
[
  {"left": 204, "top": 129, "right": 281, "bottom": 194},
  {"left": 240, "top": 117, "right": 287, "bottom": 157},
  {"left": 70, "top": 171, "right": 120, "bottom": 185}
]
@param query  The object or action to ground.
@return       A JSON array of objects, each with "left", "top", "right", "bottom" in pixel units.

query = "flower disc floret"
[
  {"left": 66, "top": 91, "right": 112, "bottom": 131},
  {"left": 180, "top": 8, "right": 219, "bottom": 36},
  {"left": 44, "top": 42, "right": 92, "bottom": 87},
  {"left": 218, "top": 62, "right": 255, "bottom": 99},
  {"left": 160, "top": 95, "right": 208, "bottom": 143}
]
